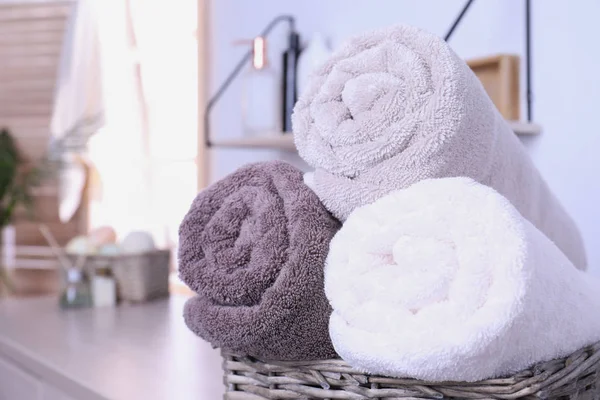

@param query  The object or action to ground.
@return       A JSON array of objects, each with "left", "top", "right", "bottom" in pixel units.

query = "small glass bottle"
[
  {"left": 91, "top": 267, "right": 117, "bottom": 308},
  {"left": 60, "top": 268, "right": 93, "bottom": 309},
  {"left": 242, "top": 36, "right": 280, "bottom": 136}
]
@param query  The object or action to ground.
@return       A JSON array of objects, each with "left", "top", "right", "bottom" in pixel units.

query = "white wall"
[{"left": 208, "top": 0, "right": 600, "bottom": 273}]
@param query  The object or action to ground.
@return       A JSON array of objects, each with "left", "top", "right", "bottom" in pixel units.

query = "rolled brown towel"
[{"left": 178, "top": 161, "right": 340, "bottom": 360}]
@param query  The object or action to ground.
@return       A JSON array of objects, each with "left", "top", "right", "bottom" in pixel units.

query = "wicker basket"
[
  {"left": 222, "top": 342, "right": 600, "bottom": 399},
  {"left": 111, "top": 250, "right": 170, "bottom": 302},
  {"left": 67, "top": 250, "right": 170, "bottom": 302}
]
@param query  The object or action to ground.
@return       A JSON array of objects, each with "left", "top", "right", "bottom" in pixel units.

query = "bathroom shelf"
[
  {"left": 209, "top": 122, "right": 540, "bottom": 152},
  {"left": 1, "top": 245, "right": 58, "bottom": 270},
  {"left": 508, "top": 121, "right": 542, "bottom": 135},
  {"left": 211, "top": 133, "right": 295, "bottom": 150}
]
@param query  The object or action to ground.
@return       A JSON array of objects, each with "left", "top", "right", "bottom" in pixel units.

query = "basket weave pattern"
[
  {"left": 223, "top": 342, "right": 600, "bottom": 399},
  {"left": 111, "top": 250, "right": 170, "bottom": 302},
  {"left": 68, "top": 250, "right": 170, "bottom": 302}
]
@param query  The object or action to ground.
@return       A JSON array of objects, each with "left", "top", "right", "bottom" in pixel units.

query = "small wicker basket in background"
[
  {"left": 222, "top": 342, "right": 600, "bottom": 399},
  {"left": 68, "top": 250, "right": 170, "bottom": 302},
  {"left": 111, "top": 250, "right": 170, "bottom": 302}
]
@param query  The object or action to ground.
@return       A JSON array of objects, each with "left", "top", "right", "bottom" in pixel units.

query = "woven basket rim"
[{"left": 222, "top": 341, "right": 600, "bottom": 399}]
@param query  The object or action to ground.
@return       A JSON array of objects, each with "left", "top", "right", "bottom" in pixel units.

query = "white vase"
[
  {"left": 0, "top": 225, "right": 16, "bottom": 296},
  {"left": 1, "top": 225, "right": 15, "bottom": 269},
  {"left": 297, "top": 33, "right": 332, "bottom": 97}
]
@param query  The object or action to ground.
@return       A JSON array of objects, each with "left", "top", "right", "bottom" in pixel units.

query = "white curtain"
[
  {"left": 88, "top": 0, "right": 198, "bottom": 247},
  {"left": 50, "top": 0, "right": 104, "bottom": 223}
]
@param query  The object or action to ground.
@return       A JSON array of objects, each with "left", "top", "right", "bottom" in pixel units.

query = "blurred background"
[{"left": 0, "top": 0, "right": 598, "bottom": 399}]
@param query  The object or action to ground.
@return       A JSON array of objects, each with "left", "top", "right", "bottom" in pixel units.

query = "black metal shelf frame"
[
  {"left": 444, "top": 0, "right": 533, "bottom": 122},
  {"left": 203, "top": 1, "right": 534, "bottom": 148},
  {"left": 203, "top": 15, "right": 296, "bottom": 148}
]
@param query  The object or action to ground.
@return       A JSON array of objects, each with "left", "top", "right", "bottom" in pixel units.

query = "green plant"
[
  {"left": 0, "top": 128, "right": 33, "bottom": 227},
  {"left": 1, "top": 127, "right": 39, "bottom": 294},
  {"left": 0, "top": 128, "right": 26, "bottom": 294},
  {"left": 0, "top": 127, "right": 53, "bottom": 294},
  {"left": 0, "top": 117, "right": 102, "bottom": 295}
]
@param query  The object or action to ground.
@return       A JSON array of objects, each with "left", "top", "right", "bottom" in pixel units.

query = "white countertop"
[{"left": 0, "top": 296, "right": 224, "bottom": 400}]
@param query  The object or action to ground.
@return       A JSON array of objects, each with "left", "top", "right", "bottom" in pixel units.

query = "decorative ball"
[
  {"left": 88, "top": 226, "right": 117, "bottom": 248},
  {"left": 98, "top": 243, "right": 122, "bottom": 257},
  {"left": 66, "top": 236, "right": 97, "bottom": 255},
  {"left": 121, "top": 231, "right": 156, "bottom": 254}
]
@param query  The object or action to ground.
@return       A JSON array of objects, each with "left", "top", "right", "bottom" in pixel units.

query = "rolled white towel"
[
  {"left": 293, "top": 24, "right": 587, "bottom": 270},
  {"left": 325, "top": 177, "right": 600, "bottom": 382}
]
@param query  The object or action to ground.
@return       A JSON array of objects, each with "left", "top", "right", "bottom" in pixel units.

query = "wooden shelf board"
[
  {"left": 0, "top": 4, "right": 71, "bottom": 22},
  {"left": 209, "top": 122, "right": 540, "bottom": 151},
  {"left": 9, "top": 258, "right": 58, "bottom": 270},
  {"left": 14, "top": 245, "right": 56, "bottom": 257},
  {"left": 0, "top": 116, "right": 51, "bottom": 127},
  {"left": 1, "top": 246, "right": 58, "bottom": 270},
  {"left": 0, "top": 19, "right": 66, "bottom": 34},
  {"left": 508, "top": 121, "right": 542, "bottom": 136},
  {"left": 0, "top": 55, "right": 59, "bottom": 68},
  {"left": 0, "top": 31, "right": 65, "bottom": 46},
  {"left": 211, "top": 133, "right": 295, "bottom": 151}
]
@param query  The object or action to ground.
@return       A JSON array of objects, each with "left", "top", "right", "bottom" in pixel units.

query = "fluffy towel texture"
[
  {"left": 325, "top": 177, "right": 600, "bottom": 382},
  {"left": 179, "top": 161, "right": 340, "bottom": 360},
  {"left": 292, "top": 24, "right": 587, "bottom": 269}
]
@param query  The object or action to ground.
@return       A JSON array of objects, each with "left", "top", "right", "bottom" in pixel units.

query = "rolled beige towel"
[{"left": 292, "top": 24, "right": 587, "bottom": 269}]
